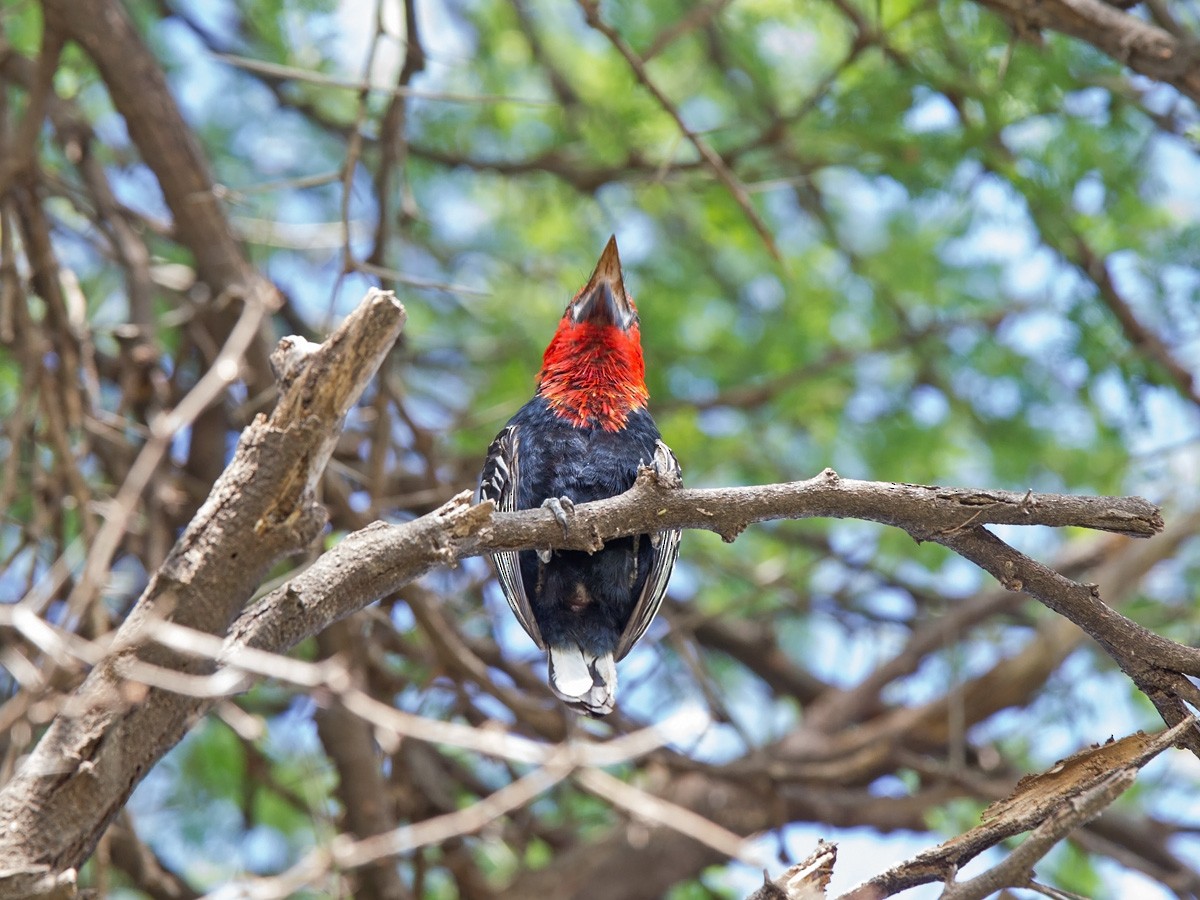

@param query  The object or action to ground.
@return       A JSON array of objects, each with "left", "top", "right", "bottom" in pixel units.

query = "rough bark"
[
  {"left": 0, "top": 290, "right": 405, "bottom": 887},
  {"left": 970, "top": 0, "right": 1200, "bottom": 106}
]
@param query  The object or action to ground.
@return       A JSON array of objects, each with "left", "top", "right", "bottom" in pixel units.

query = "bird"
[{"left": 479, "top": 236, "right": 681, "bottom": 716}]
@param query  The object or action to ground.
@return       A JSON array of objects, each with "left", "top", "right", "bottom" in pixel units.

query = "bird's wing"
[
  {"left": 479, "top": 425, "right": 545, "bottom": 649},
  {"left": 615, "top": 440, "right": 682, "bottom": 661}
]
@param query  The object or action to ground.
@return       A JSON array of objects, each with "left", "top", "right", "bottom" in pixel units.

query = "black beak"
[{"left": 570, "top": 236, "right": 636, "bottom": 330}]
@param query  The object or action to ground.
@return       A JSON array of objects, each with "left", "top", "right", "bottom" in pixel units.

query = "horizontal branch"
[
  {"left": 481, "top": 468, "right": 1164, "bottom": 552},
  {"left": 225, "top": 471, "right": 1162, "bottom": 670},
  {"left": 258, "top": 475, "right": 1162, "bottom": 655},
  {"left": 211, "top": 468, "right": 1200, "bottom": 844}
]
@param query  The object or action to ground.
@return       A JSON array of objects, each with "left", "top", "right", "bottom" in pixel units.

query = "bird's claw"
[
  {"left": 542, "top": 495, "right": 575, "bottom": 539},
  {"left": 650, "top": 440, "right": 682, "bottom": 488}
]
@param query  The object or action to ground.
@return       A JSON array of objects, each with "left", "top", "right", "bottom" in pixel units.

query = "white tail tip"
[{"left": 548, "top": 646, "right": 617, "bottom": 717}]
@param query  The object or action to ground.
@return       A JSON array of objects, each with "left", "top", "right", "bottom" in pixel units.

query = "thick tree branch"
[
  {"left": 39, "top": 0, "right": 267, "bottom": 305},
  {"left": 0, "top": 290, "right": 405, "bottom": 884},
  {"left": 840, "top": 718, "right": 1195, "bottom": 898},
  {"left": 970, "top": 0, "right": 1200, "bottom": 105},
  {"left": 211, "top": 468, "right": 1163, "bottom": 685}
]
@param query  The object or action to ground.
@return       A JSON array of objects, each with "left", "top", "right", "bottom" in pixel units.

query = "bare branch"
[
  {"left": 214, "top": 52, "right": 551, "bottom": 106},
  {"left": 937, "top": 523, "right": 1200, "bottom": 754},
  {"left": 578, "top": 0, "right": 781, "bottom": 261},
  {"left": 748, "top": 841, "right": 836, "bottom": 900},
  {"left": 940, "top": 772, "right": 1135, "bottom": 900},
  {"left": 478, "top": 470, "right": 1163, "bottom": 551},
  {"left": 575, "top": 768, "right": 759, "bottom": 866},
  {"left": 0, "top": 289, "right": 406, "bottom": 880},
  {"left": 839, "top": 718, "right": 1196, "bottom": 899},
  {"left": 971, "top": 0, "right": 1200, "bottom": 105}
]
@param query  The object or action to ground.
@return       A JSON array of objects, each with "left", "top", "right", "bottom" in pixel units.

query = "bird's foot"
[
  {"left": 541, "top": 495, "right": 575, "bottom": 539},
  {"left": 651, "top": 440, "right": 683, "bottom": 488}
]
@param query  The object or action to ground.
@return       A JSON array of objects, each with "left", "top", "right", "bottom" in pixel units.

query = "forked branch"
[{"left": 0, "top": 287, "right": 1183, "bottom": 893}]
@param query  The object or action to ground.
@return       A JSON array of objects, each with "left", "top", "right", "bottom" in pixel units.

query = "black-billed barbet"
[{"left": 479, "top": 237, "right": 681, "bottom": 716}]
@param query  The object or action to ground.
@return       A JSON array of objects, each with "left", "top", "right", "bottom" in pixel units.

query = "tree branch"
[
  {"left": 970, "top": 0, "right": 1200, "bottom": 105},
  {"left": 0, "top": 283, "right": 1178, "bottom": 890},
  {"left": 207, "top": 467, "right": 1165, "bottom": 696},
  {"left": 39, "top": 0, "right": 268, "bottom": 303},
  {"left": 490, "top": 471, "right": 1164, "bottom": 548},
  {"left": 0, "top": 289, "right": 406, "bottom": 884},
  {"left": 840, "top": 718, "right": 1195, "bottom": 899},
  {"left": 938, "top": 522, "right": 1200, "bottom": 757}
]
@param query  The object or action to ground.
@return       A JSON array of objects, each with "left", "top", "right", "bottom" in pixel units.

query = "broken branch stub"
[{"left": 0, "top": 289, "right": 406, "bottom": 881}]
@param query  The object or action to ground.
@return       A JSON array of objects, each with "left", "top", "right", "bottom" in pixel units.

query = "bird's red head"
[{"left": 537, "top": 237, "right": 649, "bottom": 431}]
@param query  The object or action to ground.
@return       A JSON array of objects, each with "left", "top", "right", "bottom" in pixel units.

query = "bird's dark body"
[
  {"left": 501, "top": 396, "right": 662, "bottom": 656},
  {"left": 479, "top": 236, "right": 678, "bottom": 714}
]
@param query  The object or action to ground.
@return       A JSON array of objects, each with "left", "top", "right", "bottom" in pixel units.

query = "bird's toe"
[{"left": 541, "top": 495, "right": 575, "bottom": 538}]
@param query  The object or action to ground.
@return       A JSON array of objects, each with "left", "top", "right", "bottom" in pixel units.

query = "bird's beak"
[{"left": 569, "top": 236, "right": 636, "bottom": 330}]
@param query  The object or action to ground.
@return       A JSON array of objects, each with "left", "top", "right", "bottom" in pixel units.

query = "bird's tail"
[{"left": 548, "top": 645, "right": 617, "bottom": 717}]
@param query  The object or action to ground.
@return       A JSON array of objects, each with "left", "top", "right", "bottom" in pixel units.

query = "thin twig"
[
  {"left": 575, "top": 768, "right": 762, "bottom": 866},
  {"left": 54, "top": 286, "right": 271, "bottom": 626},
  {"left": 215, "top": 52, "right": 552, "bottom": 105},
  {"left": 578, "top": 0, "right": 781, "bottom": 261}
]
